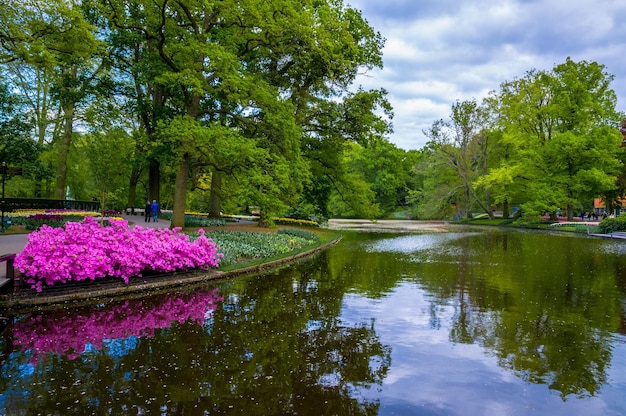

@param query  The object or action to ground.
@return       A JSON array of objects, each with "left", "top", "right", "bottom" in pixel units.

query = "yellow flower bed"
[
  {"left": 8, "top": 209, "right": 101, "bottom": 218},
  {"left": 273, "top": 217, "right": 319, "bottom": 227},
  {"left": 184, "top": 211, "right": 209, "bottom": 216}
]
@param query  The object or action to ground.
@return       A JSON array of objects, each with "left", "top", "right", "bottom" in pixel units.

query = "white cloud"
[{"left": 347, "top": 0, "right": 626, "bottom": 150}]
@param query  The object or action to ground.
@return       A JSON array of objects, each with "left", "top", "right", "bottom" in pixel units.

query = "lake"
[{"left": 1, "top": 226, "right": 625, "bottom": 415}]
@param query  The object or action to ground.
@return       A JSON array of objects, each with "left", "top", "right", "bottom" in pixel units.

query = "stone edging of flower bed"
[{"left": 0, "top": 235, "right": 343, "bottom": 312}]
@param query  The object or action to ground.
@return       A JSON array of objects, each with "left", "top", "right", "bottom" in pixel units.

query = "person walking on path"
[
  {"left": 144, "top": 200, "right": 151, "bottom": 222},
  {"left": 151, "top": 200, "right": 159, "bottom": 222}
]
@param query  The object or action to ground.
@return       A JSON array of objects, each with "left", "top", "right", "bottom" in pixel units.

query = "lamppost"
[{"left": 1, "top": 161, "right": 6, "bottom": 233}]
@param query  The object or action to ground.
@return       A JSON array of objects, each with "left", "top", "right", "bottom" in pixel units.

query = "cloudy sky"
[{"left": 346, "top": 0, "right": 626, "bottom": 150}]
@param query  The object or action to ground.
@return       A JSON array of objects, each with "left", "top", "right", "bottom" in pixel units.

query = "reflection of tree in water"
[
  {"left": 614, "top": 262, "right": 626, "bottom": 335},
  {"left": 202, "top": 259, "right": 391, "bottom": 415},
  {"left": 296, "top": 320, "right": 391, "bottom": 415},
  {"left": 489, "top": 312, "right": 610, "bottom": 398},
  {"left": 422, "top": 230, "right": 620, "bottom": 399},
  {"left": 0, "top": 256, "right": 391, "bottom": 415}
]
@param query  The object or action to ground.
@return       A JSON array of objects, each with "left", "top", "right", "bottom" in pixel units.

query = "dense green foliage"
[
  {"left": 418, "top": 59, "right": 625, "bottom": 220},
  {"left": 0, "top": 0, "right": 396, "bottom": 224},
  {"left": 0, "top": 2, "right": 624, "bottom": 222}
]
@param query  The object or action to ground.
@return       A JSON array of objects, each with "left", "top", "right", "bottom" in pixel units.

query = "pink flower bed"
[
  {"left": 15, "top": 217, "right": 223, "bottom": 292},
  {"left": 13, "top": 288, "right": 223, "bottom": 362}
]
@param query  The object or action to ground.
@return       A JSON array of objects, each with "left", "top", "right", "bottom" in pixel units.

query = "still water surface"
[{"left": 1, "top": 227, "right": 626, "bottom": 415}]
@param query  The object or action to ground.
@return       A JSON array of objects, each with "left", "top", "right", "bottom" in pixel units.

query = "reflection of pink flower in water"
[{"left": 13, "top": 288, "right": 223, "bottom": 362}]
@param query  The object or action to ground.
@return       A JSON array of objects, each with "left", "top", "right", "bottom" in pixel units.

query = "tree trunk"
[
  {"left": 134, "top": 39, "right": 162, "bottom": 208},
  {"left": 170, "top": 86, "right": 201, "bottom": 225},
  {"left": 468, "top": 185, "right": 494, "bottom": 219},
  {"left": 148, "top": 159, "right": 160, "bottom": 202},
  {"left": 36, "top": 74, "right": 51, "bottom": 147},
  {"left": 502, "top": 199, "right": 509, "bottom": 219},
  {"left": 567, "top": 203, "right": 574, "bottom": 221},
  {"left": 54, "top": 100, "right": 74, "bottom": 199},
  {"left": 126, "top": 165, "right": 142, "bottom": 210},
  {"left": 171, "top": 153, "right": 191, "bottom": 229},
  {"left": 483, "top": 189, "right": 494, "bottom": 219},
  {"left": 258, "top": 211, "right": 270, "bottom": 228},
  {"left": 208, "top": 169, "right": 222, "bottom": 218},
  {"left": 100, "top": 188, "right": 108, "bottom": 212},
  {"left": 464, "top": 184, "right": 472, "bottom": 219}
]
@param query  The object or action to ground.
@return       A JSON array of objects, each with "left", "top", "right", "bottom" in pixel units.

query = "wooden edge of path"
[{"left": 0, "top": 235, "right": 343, "bottom": 313}]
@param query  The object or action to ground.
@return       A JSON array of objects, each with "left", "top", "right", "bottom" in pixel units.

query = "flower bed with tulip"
[
  {"left": 15, "top": 217, "right": 223, "bottom": 292},
  {"left": 205, "top": 228, "right": 320, "bottom": 267},
  {"left": 8, "top": 209, "right": 103, "bottom": 231}
]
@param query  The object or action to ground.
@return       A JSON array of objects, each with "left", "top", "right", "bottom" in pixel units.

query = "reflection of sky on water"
[
  {"left": 363, "top": 233, "right": 480, "bottom": 264},
  {"left": 364, "top": 233, "right": 476, "bottom": 254},
  {"left": 339, "top": 281, "right": 625, "bottom": 416},
  {"left": 2, "top": 334, "right": 144, "bottom": 391},
  {"left": 97, "top": 336, "right": 140, "bottom": 357},
  {"left": 596, "top": 240, "right": 626, "bottom": 255}
]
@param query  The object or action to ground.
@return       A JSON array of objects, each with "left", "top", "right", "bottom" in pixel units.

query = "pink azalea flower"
[{"left": 15, "top": 217, "right": 222, "bottom": 291}]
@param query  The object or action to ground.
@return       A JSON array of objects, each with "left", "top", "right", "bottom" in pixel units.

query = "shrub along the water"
[
  {"left": 598, "top": 214, "right": 626, "bottom": 234},
  {"left": 15, "top": 217, "right": 326, "bottom": 292}
]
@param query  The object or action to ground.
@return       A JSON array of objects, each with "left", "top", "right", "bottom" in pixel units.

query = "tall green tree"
[
  {"left": 101, "top": 0, "right": 385, "bottom": 227},
  {"left": 328, "top": 141, "right": 381, "bottom": 219},
  {"left": 0, "top": 75, "right": 44, "bottom": 197},
  {"left": 301, "top": 89, "right": 392, "bottom": 218},
  {"left": 483, "top": 59, "right": 624, "bottom": 220},
  {"left": 81, "top": 129, "right": 134, "bottom": 211},
  {"left": 93, "top": 0, "right": 170, "bottom": 208},
  {"left": 1, "top": 0, "right": 106, "bottom": 199},
  {"left": 423, "top": 99, "right": 494, "bottom": 219},
  {"left": 545, "top": 58, "right": 624, "bottom": 219},
  {"left": 341, "top": 138, "right": 411, "bottom": 216}
]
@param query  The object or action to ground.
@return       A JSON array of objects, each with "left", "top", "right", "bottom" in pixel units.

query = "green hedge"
[{"left": 598, "top": 214, "right": 626, "bottom": 234}]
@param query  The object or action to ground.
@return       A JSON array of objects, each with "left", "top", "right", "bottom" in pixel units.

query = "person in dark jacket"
[{"left": 144, "top": 200, "right": 151, "bottom": 222}]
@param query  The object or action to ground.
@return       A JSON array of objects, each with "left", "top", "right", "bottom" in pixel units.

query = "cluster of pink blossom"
[
  {"left": 13, "top": 288, "right": 223, "bottom": 362},
  {"left": 15, "top": 217, "right": 223, "bottom": 292}
]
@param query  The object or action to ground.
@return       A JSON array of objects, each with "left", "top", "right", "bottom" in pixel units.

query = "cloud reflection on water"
[
  {"left": 363, "top": 233, "right": 480, "bottom": 259},
  {"left": 339, "top": 281, "right": 615, "bottom": 415}
]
